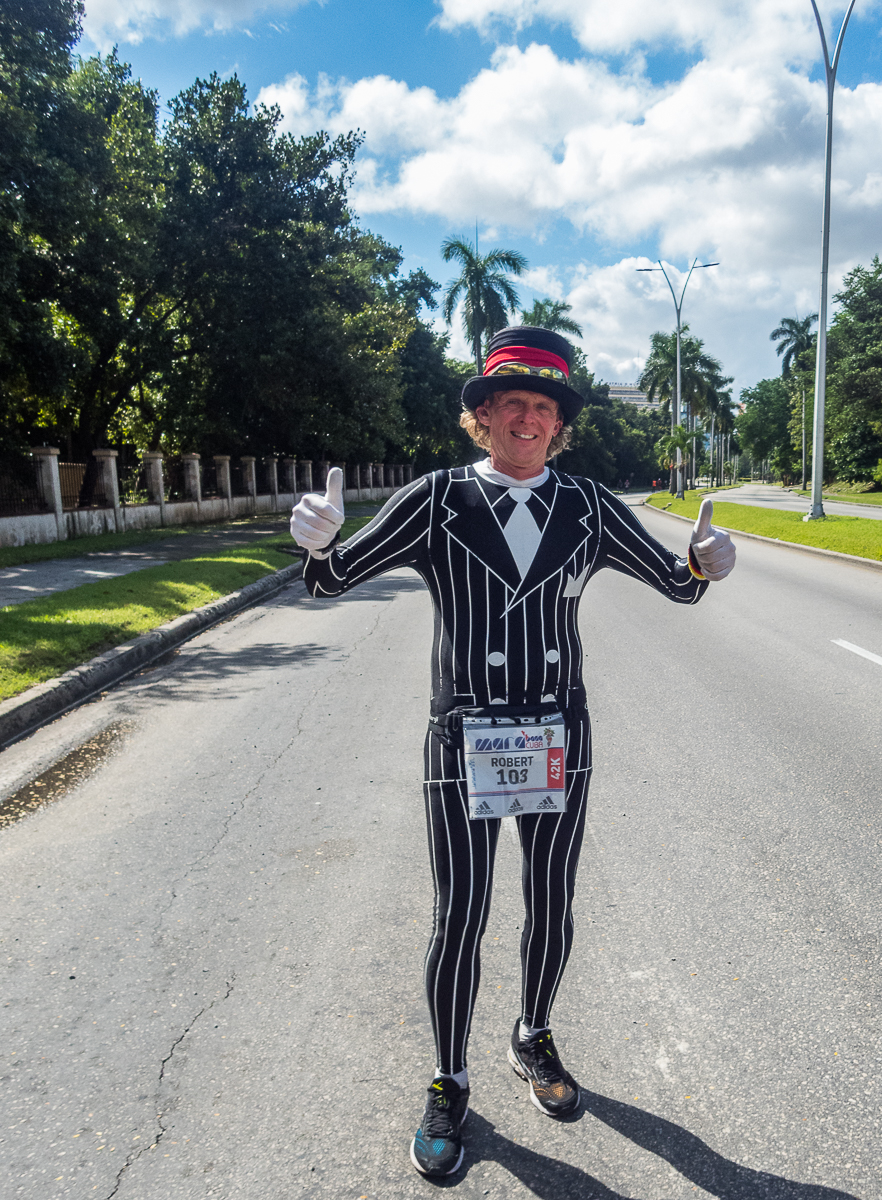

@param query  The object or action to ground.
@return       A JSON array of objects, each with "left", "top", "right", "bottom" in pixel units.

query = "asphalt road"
[
  {"left": 1, "top": 506, "right": 879, "bottom": 1199},
  {"left": 708, "top": 483, "right": 882, "bottom": 521}
]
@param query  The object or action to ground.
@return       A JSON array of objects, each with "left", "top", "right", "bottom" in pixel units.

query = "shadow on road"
[
  {"left": 581, "top": 1090, "right": 863, "bottom": 1200},
  {"left": 426, "top": 1100, "right": 863, "bottom": 1199},
  {"left": 281, "top": 570, "right": 428, "bottom": 606},
  {"left": 157, "top": 642, "right": 339, "bottom": 694}
]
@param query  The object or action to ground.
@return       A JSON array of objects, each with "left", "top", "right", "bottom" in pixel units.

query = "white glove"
[
  {"left": 690, "top": 498, "right": 736, "bottom": 581},
  {"left": 290, "top": 466, "right": 344, "bottom": 557}
]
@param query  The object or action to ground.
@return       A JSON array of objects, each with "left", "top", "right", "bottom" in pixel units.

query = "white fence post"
[
  {"left": 142, "top": 451, "right": 166, "bottom": 525},
  {"left": 31, "top": 447, "right": 65, "bottom": 541},
  {"left": 182, "top": 453, "right": 202, "bottom": 505},
  {"left": 93, "top": 449, "right": 121, "bottom": 532}
]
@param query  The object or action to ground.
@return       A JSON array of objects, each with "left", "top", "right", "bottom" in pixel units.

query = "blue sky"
[{"left": 80, "top": 0, "right": 882, "bottom": 392}]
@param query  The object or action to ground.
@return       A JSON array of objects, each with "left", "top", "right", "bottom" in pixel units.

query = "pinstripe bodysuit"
[{"left": 304, "top": 465, "right": 707, "bottom": 1074}]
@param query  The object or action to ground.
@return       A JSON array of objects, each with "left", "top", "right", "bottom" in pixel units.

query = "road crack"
[{"left": 104, "top": 977, "right": 235, "bottom": 1200}]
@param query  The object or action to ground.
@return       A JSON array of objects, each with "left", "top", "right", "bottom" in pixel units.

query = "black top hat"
[{"left": 461, "top": 326, "right": 585, "bottom": 424}]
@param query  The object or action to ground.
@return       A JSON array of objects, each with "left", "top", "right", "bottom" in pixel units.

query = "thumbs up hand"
[
  {"left": 690, "top": 498, "right": 736, "bottom": 581},
  {"left": 290, "top": 467, "right": 345, "bottom": 556}
]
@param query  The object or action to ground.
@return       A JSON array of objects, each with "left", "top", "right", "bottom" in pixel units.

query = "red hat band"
[{"left": 484, "top": 346, "right": 569, "bottom": 377}]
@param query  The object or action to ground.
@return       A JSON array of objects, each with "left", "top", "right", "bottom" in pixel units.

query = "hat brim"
[{"left": 461, "top": 373, "right": 585, "bottom": 424}]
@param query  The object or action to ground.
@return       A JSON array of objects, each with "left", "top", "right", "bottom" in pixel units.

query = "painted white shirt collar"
[{"left": 473, "top": 459, "right": 549, "bottom": 490}]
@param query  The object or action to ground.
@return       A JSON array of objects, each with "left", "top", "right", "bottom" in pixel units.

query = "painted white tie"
[{"left": 504, "top": 487, "right": 542, "bottom": 579}]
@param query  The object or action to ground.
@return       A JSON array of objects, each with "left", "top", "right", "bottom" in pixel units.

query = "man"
[{"left": 290, "top": 326, "right": 735, "bottom": 1177}]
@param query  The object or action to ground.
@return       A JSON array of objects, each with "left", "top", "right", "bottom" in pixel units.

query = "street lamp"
[
  {"left": 637, "top": 259, "right": 719, "bottom": 499},
  {"left": 805, "top": 0, "right": 856, "bottom": 521}
]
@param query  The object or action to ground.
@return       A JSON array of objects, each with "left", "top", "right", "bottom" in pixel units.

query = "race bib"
[{"left": 463, "top": 710, "right": 566, "bottom": 819}]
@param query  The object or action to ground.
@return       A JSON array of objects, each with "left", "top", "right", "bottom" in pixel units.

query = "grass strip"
[
  {"left": 646, "top": 493, "right": 882, "bottom": 561},
  {"left": 0, "top": 516, "right": 372, "bottom": 702}
]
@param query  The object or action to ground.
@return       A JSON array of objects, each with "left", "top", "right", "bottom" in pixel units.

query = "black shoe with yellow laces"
[
  {"left": 507, "top": 1022, "right": 580, "bottom": 1116},
  {"left": 409, "top": 1076, "right": 469, "bottom": 1176}
]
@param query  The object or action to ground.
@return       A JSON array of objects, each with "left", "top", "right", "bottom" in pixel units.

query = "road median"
[{"left": 645, "top": 496, "right": 882, "bottom": 570}]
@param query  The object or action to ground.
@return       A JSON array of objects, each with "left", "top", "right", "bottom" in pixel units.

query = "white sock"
[
  {"left": 434, "top": 1067, "right": 468, "bottom": 1089},
  {"left": 519, "top": 1022, "right": 549, "bottom": 1041}
]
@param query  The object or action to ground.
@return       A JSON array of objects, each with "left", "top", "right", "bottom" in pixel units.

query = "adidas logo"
[
  {"left": 507, "top": 798, "right": 523, "bottom": 813},
  {"left": 537, "top": 796, "right": 557, "bottom": 810},
  {"left": 474, "top": 801, "right": 494, "bottom": 815}
]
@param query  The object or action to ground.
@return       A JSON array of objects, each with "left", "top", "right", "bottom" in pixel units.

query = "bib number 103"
[{"left": 497, "top": 767, "right": 528, "bottom": 785}]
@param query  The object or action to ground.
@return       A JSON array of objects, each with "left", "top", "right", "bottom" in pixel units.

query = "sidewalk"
[{"left": 0, "top": 507, "right": 377, "bottom": 609}]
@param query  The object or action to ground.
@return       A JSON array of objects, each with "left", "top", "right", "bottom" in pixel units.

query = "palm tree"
[
  {"left": 770, "top": 313, "right": 816, "bottom": 489},
  {"left": 519, "top": 298, "right": 583, "bottom": 338},
  {"left": 638, "top": 326, "right": 725, "bottom": 419},
  {"left": 655, "top": 425, "right": 704, "bottom": 479},
  {"left": 441, "top": 235, "right": 527, "bottom": 372},
  {"left": 639, "top": 326, "right": 730, "bottom": 494},
  {"left": 770, "top": 313, "right": 817, "bottom": 376}
]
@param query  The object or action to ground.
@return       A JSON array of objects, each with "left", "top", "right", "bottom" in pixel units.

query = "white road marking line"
[{"left": 832, "top": 639, "right": 882, "bottom": 668}]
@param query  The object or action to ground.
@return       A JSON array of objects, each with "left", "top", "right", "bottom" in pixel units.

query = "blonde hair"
[{"left": 459, "top": 395, "right": 573, "bottom": 460}]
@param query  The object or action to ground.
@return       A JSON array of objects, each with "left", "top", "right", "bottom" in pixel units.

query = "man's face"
[{"left": 475, "top": 389, "right": 563, "bottom": 478}]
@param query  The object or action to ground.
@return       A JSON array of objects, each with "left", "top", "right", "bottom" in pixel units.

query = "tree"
[
  {"left": 768, "top": 315, "right": 817, "bottom": 488},
  {"left": 441, "top": 236, "right": 526, "bottom": 372},
  {"left": 638, "top": 326, "right": 730, "bottom": 493},
  {"left": 557, "top": 350, "right": 668, "bottom": 486},
  {"left": 825, "top": 257, "right": 882, "bottom": 483},
  {"left": 736, "top": 377, "right": 798, "bottom": 482},
  {"left": 655, "top": 425, "right": 703, "bottom": 476},
  {"left": 0, "top": 0, "right": 90, "bottom": 456},
  {"left": 47, "top": 53, "right": 165, "bottom": 466},
  {"left": 770, "top": 313, "right": 817, "bottom": 377},
  {"left": 519, "top": 298, "right": 582, "bottom": 338},
  {"left": 638, "top": 326, "right": 726, "bottom": 423}
]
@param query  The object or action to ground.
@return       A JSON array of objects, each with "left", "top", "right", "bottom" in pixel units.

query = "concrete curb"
[
  {"left": 0, "top": 559, "right": 304, "bottom": 751},
  {"left": 643, "top": 503, "right": 882, "bottom": 572}
]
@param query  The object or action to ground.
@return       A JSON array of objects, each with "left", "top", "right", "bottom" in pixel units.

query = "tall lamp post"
[
  {"left": 805, "top": 0, "right": 856, "bottom": 521},
  {"left": 637, "top": 259, "right": 718, "bottom": 499}
]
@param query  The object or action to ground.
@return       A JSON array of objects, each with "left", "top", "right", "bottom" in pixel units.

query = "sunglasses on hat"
[{"left": 488, "top": 362, "right": 567, "bottom": 381}]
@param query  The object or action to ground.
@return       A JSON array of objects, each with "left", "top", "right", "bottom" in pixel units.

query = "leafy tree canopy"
[{"left": 826, "top": 257, "right": 882, "bottom": 482}]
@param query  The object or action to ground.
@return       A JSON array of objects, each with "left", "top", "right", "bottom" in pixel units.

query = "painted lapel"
[
  {"left": 440, "top": 471, "right": 523, "bottom": 592},
  {"left": 505, "top": 474, "right": 596, "bottom": 609}
]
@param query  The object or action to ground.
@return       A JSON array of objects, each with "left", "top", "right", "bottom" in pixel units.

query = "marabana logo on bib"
[{"left": 475, "top": 735, "right": 532, "bottom": 751}]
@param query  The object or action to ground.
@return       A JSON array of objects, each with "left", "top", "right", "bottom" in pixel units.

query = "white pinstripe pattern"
[{"left": 303, "top": 466, "right": 707, "bottom": 1073}]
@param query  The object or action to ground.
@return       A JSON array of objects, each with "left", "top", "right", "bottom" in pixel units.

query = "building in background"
[{"left": 607, "top": 383, "right": 654, "bottom": 409}]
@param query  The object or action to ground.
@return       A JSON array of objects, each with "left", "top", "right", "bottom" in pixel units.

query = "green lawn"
[
  {"left": 646, "top": 492, "right": 882, "bottom": 561},
  {"left": 0, "top": 516, "right": 372, "bottom": 702}
]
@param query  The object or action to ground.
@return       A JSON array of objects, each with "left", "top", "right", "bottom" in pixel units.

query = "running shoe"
[
  {"left": 507, "top": 1022, "right": 580, "bottom": 1117},
  {"left": 409, "top": 1076, "right": 469, "bottom": 1176}
]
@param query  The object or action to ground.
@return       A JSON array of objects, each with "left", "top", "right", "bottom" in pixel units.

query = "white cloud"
[
  {"left": 257, "top": 13, "right": 882, "bottom": 391},
  {"left": 82, "top": 0, "right": 316, "bottom": 47},
  {"left": 435, "top": 0, "right": 871, "bottom": 66}
]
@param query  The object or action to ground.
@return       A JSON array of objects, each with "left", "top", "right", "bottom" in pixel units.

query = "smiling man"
[{"left": 290, "top": 325, "right": 735, "bottom": 1177}]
